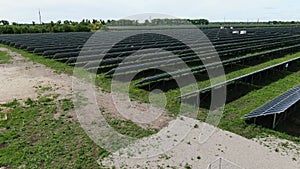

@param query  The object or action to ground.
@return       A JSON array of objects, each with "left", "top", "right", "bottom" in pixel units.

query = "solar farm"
[
  {"left": 1, "top": 27, "right": 299, "bottom": 122},
  {"left": 0, "top": 26, "right": 300, "bottom": 168}
]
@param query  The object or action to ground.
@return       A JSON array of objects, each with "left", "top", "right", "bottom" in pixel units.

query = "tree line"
[
  {"left": 0, "top": 18, "right": 210, "bottom": 34},
  {"left": 106, "top": 18, "right": 210, "bottom": 26},
  {"left": 0, "top": 19, "right": 105, "bottom": 34}
]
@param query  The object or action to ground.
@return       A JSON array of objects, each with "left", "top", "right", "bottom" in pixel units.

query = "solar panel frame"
[
  {"left": 178, "top": 56, "right": 300, "bottom": 99},
  {"left": 243, "top": 84, "right": 300, "bottom": 119}
]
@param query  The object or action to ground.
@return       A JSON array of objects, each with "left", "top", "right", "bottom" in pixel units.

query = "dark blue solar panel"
[{"left": 243, "top": 84, "right": 300, "bottom": 119}]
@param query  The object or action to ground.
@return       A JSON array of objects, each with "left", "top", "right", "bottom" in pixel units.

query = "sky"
[{"left": 0, "top": 0, "right": 299, "bottom": 23}]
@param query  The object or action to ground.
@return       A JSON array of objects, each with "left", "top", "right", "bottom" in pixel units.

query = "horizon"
[{"left": 1, "top": 0, "right": 299, "bottom": 24}]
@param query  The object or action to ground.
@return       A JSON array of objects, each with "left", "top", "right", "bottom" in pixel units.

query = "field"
[{"left": 0, "top": 26, "right": 300, "bottom": 168}]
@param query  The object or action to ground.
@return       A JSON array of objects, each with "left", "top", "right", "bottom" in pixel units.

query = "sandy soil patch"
[{"left": 0, "top": 47, "right": 72, "bottom": 103}]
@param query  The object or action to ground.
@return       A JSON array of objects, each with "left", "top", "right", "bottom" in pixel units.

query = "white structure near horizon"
[
  {"left": 207, "top": 158, "right": 243, "bottom": 169},
  {"left": 232, "top": 30, "right": 239, "bottom": 34},
  {"left": 240, "top": 30, "right": 247, "bottom": 35}
]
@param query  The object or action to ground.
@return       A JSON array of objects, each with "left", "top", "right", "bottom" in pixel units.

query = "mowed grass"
[
  {"left": 0, "top": 50, "right": 11, "bottom": 64},
  {"left": 97, "top": 52, "right": 300, "bottom": 143},
  {"left": 220, "top": 71, "right": 300, "bottom": 141}
]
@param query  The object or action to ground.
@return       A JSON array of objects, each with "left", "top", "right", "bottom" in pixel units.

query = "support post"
[
  {"left": 284, "top": 111, "right": 287, "bottom": 120},
  {"left": 194, "top": 93, "right": 200, "bottom": 108},
  {"left": 272, "top": 113, "right": 277, "bottom": 129}
]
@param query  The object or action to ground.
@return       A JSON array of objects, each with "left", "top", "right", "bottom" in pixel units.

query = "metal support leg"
[
  {"left": 272, "top": 114, "right": 277, "bottom": 129},
  {"left": 195, "top": 93, "right": 200, "bottom": 108},
  {"left": 284, "top": 111, "right": 287, "bottom": 120}
]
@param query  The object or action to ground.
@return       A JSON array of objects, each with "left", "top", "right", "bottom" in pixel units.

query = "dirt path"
[
  {"left": 0, "top": 47, "right": 72, "bottom": 103},
  {"left": 101, "top": 118, "right": 300, "bottom": 169}
]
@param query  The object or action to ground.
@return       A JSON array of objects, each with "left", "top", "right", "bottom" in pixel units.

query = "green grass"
[
  {"left": 0, "top": 44, "right": 73, "bottom": 75},
  {"left": 0, "top": 45, "right": 161, "bottom": 168},
  {"left": 122, "top": 52, "right": 300, "bottom": 142},
  {"left": 0, "top": 50, "right": 11, "bottom": 64},
  {"left": 219, "top": 71, "right": 300, "bottom": 141},
  {"left": 0, "top": 44, "right": 300, "bottom": 168},
  {"left": 0, "top": 95, "right": 158, "bottom": 168},
  {"left": 0, "top": 97, "right": 108, "bottom": 168}
]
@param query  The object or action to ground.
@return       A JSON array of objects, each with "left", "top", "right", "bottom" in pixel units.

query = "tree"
[
  {"left": 62, "top": 24, "right": 74, "bottom": 32},
  {"left": 92, "top": 19, "right": 98, "bottom": 24},
  {"left": 50, "top": 21, "right": 55, "bottom": 27},
  {"left": 0, "top": 20, "right": 9, "bottom": 25},
  {"left": 64, "top": 20, "right": 70, "bottom": 25},
  {"left": 100, "top": 19, "right": 105, "bottom": 25},
  {"left": 144, "top": 19, "right": 150, "bottom": 25},
  {"left": 188, "top": 19, "right": 209, "bottom": 25}
]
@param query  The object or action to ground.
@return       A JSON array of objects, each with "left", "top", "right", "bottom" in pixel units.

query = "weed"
[{"left": 0, "top": 51, "right": 11, "bottom": 64}]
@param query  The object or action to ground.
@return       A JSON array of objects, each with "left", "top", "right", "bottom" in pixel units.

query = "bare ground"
[{"left": 0, "top": 47, "right": 72, "bottom": 103}]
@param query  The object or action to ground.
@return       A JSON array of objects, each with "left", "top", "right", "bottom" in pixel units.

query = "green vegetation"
[
  {"left": 0, "top": 44, "right": 161, "bottom": 168},
  {"left": 0, "top": 44, "right": 73, "bottom": 75},
  {"left": 0, "top": 43, "right": 300, "bottom": 168},
  {"left": 0, "top": 51, "right": 11, "bottom": 64},
  {"left": 107, "top": 18, "right": 209, "bottom": 26},
  {"left": 3, "top": 43, "right": 300, "bottom": 143},
  {"left": 2, "top": 18, "right": 300, "bottom": 34},
  {"left": 0, "top": 97, "right": 108, "bottom": 168},
  {"left": 219, "top": 71, "right": 300, "bottom": 141},
  {"left": 0, "top": 19, "right": 104, "bottom": 34}
]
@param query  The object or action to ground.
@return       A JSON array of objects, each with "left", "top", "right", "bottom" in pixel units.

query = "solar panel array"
[
  {"left": 136, "top": 44, "right": 300, "bottom": 86},
  {"left": 0, "top": 28, "right": 299, "bottom": 75},
  {"left": 179, "top": 56, "right": 300, "bottom": 98},
  {"left": 0, "top": 27, "right": 300, "bottom": 108},
  {"left": 243, "top": 84, "right": 300, "bottom": 119}
]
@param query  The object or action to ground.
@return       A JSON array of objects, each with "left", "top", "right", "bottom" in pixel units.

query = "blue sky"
[{"left": 0, "top": 0, "right": 299, "bottom": 23}]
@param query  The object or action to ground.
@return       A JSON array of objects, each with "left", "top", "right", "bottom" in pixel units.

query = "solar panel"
[
  {"left": 136, "top": 44, "right": 300, "bottom": 86},
  {"left": 243, "top": 84, "right": 300, "bottom": 119},
  {"left": 178, "top": 56, "right": 300, "bottom": 99}
]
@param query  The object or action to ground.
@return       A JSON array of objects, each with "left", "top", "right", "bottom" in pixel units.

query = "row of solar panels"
[
  {"left": 59, "top": 34, "right": 300, "bottom": 76},
  {"left": 0, "top": 27, "right": 298, "bottom": 56},
  {"left": 243, "top": 84, "right": 300, "bottom": 119},
  {"left": 56, "top": 33, "right": 297, "bottom": 63},
  {"left": 103, "top": 36, "right": 300, "bottom": 77},
  {"left": 135, "top": 44, "right": 300, "bottom": 86},
  {"left": 0, "top": 28, "right": 299, "bottom": 121},
  {"left": 0, "top": 29, "right": 299, "bottom": 85},
  {"left": 1, "top": 28, "right": 299, "bottom": 75},
  {"left": 179, "top": 55, "right": 300, "bottom": 98},
  {"left": 0, "top": 30, "right": 286, "bottom": 57}
]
